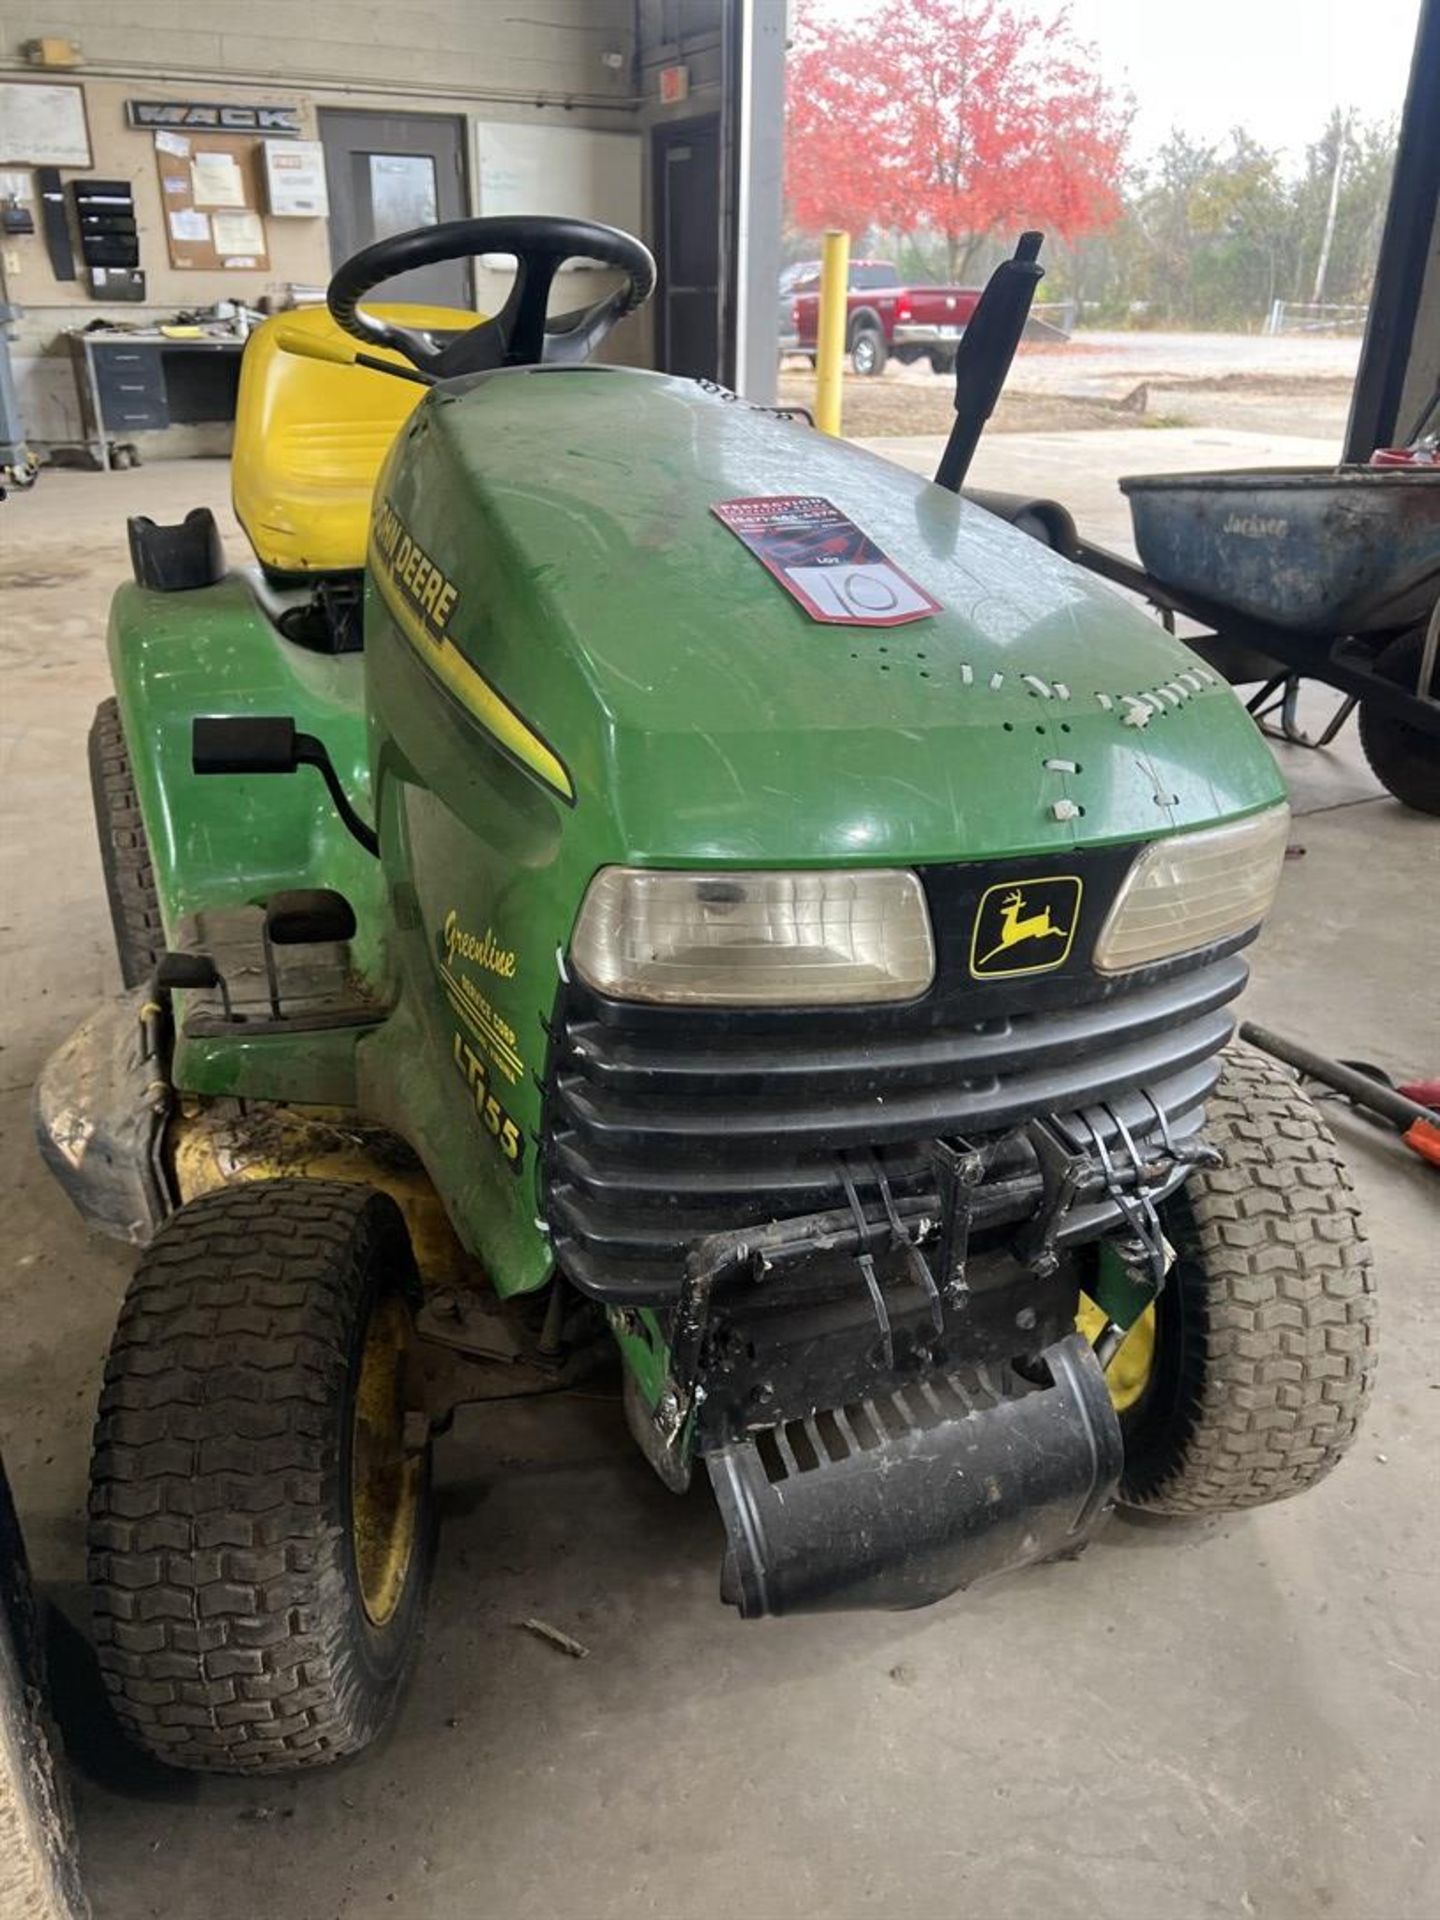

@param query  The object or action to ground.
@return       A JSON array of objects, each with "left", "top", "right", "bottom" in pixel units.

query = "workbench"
[{"left": 66, "top": 329, "right": 247, "bottom": 471}]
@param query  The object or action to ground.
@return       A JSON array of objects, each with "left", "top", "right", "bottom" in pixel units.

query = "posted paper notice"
[{"left": 711, "top": 496, "right": 941, "bottom": 627}]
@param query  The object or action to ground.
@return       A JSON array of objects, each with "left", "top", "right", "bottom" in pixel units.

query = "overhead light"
[{"left": 23, "top": 37, "right": 82, "bottom": 67}]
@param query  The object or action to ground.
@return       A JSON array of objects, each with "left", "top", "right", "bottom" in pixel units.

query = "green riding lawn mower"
[{"left": 36, "top": 218, "right": 1376, "bottom": 1774}]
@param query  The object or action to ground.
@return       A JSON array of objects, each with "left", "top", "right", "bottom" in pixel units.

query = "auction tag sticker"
[{"left": 711, "top": 495, "right": 941, "bottom": 626}]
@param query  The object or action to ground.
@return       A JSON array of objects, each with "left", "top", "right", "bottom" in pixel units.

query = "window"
[{"left": 367, "top": 153, "right": 438, "bottom": 240}]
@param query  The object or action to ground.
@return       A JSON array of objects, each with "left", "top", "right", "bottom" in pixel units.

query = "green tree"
[
  {"left": 1044, "top": 112, "right": 1397, "bottom": 331},
  {"left": 1186, "top": 131, "right": 1295, "bottom": 325},
  {"left": 1292, "top": 110, "right": 1398, "bottom": 311}
]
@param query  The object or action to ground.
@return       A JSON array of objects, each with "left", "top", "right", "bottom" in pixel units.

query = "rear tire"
[
  {"left": 88, "top": 699, "right": 164, "bottom": 987},
  {"left": 927, "top": 349, "right": 956, "bottom": 375},
  {"left": 1119, "top": 1044, "right": 1375, "bottom": 1515},
  {"left": 1358, "top": 623, "right": 1440, "bottom": 815},
  {"left": 88, "top": 1182, "right": 432, "bottom": 1773},
  {"left": 849, "top": 324, "right": 887, "bottom": 376}
]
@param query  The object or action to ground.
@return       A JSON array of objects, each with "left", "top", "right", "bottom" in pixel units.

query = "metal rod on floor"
[{"left": 1240, "top": 1022, "right": 1439, "bottom": 1129}]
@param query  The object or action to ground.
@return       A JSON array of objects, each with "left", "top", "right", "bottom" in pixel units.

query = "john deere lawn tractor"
[{"left": 37, "top": 218, "right": 1375, "bottom": 1774}]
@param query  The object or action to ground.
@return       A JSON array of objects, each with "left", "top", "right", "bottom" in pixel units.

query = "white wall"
[
  {"left": 0, "top": 0, "right": 645, "bottom": 443},
  {"left": 0, "top": 0, "right": 638, "bottom": 105}
]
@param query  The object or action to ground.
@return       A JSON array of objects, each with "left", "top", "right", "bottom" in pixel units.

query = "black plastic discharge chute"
[
  {"left": 708, "top": 1334, "right": 1123, "bottom": 1617},
  {"left": 934, "top": 231, "right": 1045, "bottom": 494}
]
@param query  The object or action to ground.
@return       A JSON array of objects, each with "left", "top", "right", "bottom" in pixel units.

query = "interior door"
[
  {"left": 653, "top": 116, "right": 721, "bottom": 378},
  {"left": 320, "top": 109, "right": 470, "bottom": 308}
]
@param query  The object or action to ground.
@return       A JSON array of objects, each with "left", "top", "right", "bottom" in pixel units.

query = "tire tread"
[
  {"left": 1124, "top": 1043, "right": 1376, "bottom": 1513},
  {"left": 88, "top": 1182, "right": 411, "bottom": 1772},
  {"left": 88, "top": 697, "right": 165, "bottom": 987}
]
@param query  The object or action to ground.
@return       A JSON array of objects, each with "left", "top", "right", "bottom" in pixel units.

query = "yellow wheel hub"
[
  {"left": 350, "top": 1294, "right": 422, "bottom": 1627},
  {"left": 1076, "top": 1292, "right": 1157, "bottom": 1415}
]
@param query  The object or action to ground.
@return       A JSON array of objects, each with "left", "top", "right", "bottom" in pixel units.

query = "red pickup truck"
[{"left": 780, "top": 260, "right": 982, "bottom": 375}]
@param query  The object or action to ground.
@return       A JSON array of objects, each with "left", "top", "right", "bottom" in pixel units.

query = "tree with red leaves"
[{"left": 787, "top": 0, "right": 1130, "bottom": 278}]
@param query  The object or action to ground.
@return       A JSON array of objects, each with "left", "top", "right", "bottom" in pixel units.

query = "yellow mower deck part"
[
  {"left": 1076, "top": 1292, "right": 1157, "bottom": 1414},
  {"left": 232, "top": 302, "right": 479, "bottom": 576},
  {"left": 350, "top": 1293, "right": 423, "bottom": 1627},
  {"left": 170, "top": 1100, "right": 477, "bottom": 1292}
]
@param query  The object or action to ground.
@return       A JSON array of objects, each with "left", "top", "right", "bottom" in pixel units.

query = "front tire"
[
  {"left": 1119, "top": 1044, "right": 1375, "bottom": 1515},
  {"left": 88, "top": 1182, "right": 432, "bottom": 1773},
  {"left": 1358, "top": 622, "right": 1440, "bottom": 815}
]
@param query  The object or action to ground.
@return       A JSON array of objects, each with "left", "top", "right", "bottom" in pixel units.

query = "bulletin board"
[{"left": 152, "top": 130, "right": 271, "bottom": 271}]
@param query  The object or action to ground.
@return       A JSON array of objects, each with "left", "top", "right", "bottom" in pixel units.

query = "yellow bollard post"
[{"left": 813, "top": 228, "right": 850, "bottom": 437}]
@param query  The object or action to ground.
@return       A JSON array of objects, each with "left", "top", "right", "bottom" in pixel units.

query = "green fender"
[{"left": 109, "top": 572, "right": 385, "bottom": 1104}]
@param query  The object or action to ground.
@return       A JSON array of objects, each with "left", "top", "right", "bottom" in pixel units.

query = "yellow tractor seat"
[{"left": 233, "top": 303, "right": 479, "bottom": 577}]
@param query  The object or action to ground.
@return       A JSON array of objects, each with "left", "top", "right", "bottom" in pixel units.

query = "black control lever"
[
  {"left": 934, "top": 231, "right": 1045, "bottom": 494},
  {"left": 154, "top": 949, "right": 232, "bottom": 1018},
  {"left": 192, "top": 716, "right": 379, "bottom": 857}
]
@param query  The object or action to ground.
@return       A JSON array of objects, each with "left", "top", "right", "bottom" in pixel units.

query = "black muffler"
[{"left": 706, "top": 1334, "right": 1121, "bottom": 1617}]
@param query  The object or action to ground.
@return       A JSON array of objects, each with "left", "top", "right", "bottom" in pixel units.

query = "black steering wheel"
[{"left": 327, "top": 215, "right": 656, "bottom": 379}]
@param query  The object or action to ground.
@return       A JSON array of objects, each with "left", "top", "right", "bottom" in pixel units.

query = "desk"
[{"left": 67, "top": 330, "right": 246, "bottom": 471}]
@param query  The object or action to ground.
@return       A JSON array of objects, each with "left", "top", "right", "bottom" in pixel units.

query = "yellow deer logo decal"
[{"left": 972, "top": 880, "right": 1081, "bottom": 976}]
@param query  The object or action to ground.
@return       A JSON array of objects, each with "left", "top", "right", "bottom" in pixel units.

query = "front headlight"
[
  {"left": 1093, "top": 803, "right": 1291, "bottom": 974},
  {"left": 570, "top": 867, "right": 936, "bottom": 1005}
]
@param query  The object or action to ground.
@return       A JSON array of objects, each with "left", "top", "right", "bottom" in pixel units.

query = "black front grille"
[{"left": 543, "top": 947, "right": 1248, "bottom": 1302}]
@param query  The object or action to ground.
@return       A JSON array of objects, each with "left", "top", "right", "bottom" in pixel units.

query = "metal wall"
[{"left": 634, "top": 0, "right": 787, "bottom": 399}]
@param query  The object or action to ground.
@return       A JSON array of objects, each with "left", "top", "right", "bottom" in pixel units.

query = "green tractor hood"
[{"left": 374, "top": 366, "right": 1283, "bottom": 866}]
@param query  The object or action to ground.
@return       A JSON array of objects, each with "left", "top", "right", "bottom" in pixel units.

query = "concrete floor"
[
  {"left": 874, "top": 425, "right": 1350, "bottom": 542},
  {"left": 1, "top": 448, "right": 1437, "bottom": 1920}
]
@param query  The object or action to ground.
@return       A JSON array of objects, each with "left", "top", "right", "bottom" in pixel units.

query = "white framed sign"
[
  {"left": 0, "top": 82, "right": 92, "bottom": 167},
  {"left": 264, "top": 138, "right": 329, "bottom": 217}
]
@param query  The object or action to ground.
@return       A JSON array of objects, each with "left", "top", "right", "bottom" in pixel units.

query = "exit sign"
[{"left": 658, "top": 64, "right": 690, "bottom": 105}]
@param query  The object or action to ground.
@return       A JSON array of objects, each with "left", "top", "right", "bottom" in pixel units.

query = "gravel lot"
[{"left": 780, "top": 327, "right": 1363, "bottom": 443}]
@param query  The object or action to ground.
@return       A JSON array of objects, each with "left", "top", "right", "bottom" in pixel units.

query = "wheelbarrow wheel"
[
  {"left": 88, "top": 698, "right": 165, "bottom": 987},
  {"left": 1118, "top": 1043, "right": 1376, "bottom": 1515},
  {"left": 88, "top": 1182, "right": 432, "bottom": 1772},
  {"left": 1358, "top": 623, "right": 1440, "bottom": 816}
]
